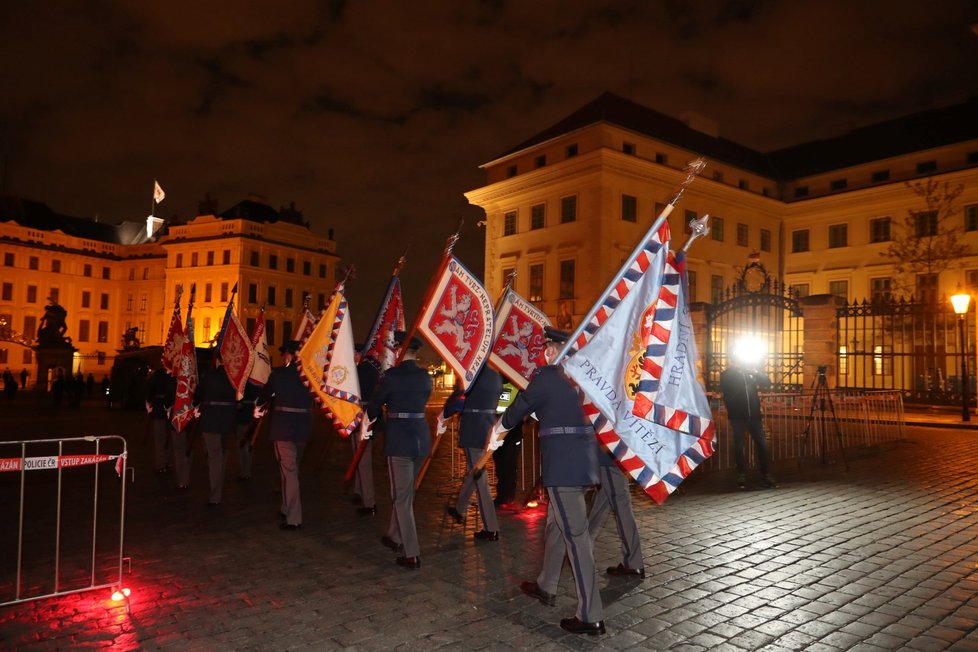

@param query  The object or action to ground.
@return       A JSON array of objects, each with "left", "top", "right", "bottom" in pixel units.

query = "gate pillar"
[{"left": 800, "top": 294, "right": 845, "bottom": 389}]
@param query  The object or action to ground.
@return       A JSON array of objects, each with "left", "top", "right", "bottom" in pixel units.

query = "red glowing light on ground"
[{"left": 110, "top": 587, "right": 131, "bottom": 602}]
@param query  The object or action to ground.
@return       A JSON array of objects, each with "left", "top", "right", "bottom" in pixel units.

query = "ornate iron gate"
[
  {"left": 836, "top": 297, "right": 975, "bottom": 405},
  {"left": 705, "top": 261, "right": 803, "bottom": 392}
]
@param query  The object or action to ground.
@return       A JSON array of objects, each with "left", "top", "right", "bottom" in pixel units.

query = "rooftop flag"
[{"left": 153, "top": 180, "right": 165, "bottom": 204}]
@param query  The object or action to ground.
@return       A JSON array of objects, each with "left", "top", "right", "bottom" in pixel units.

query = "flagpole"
[
  {"left": 150, "top": 180, "right": 156, "bottom": 217},
  {"left": 554, "top": 158, "right": 706, "bottom": 363}
]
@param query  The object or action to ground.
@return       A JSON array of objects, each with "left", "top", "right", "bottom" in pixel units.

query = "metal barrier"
[
  {"left": 0, "top": 435, "right": 129, "bottom": 607},
  {"left": 448, "top": 417, "right": 541, "bottom": 500},
  {"left": 703, "top": 390, "right": 906, "bottom": 472}
]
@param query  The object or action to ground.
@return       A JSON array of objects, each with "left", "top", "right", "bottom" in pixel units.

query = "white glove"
[
  {"left": 253, "top": 405, "right": 267, "bottom": 419},
  {"left": 359, "top": 415, "right": 376, "bottom": 441},
  {"left": 486, "top": 418, "right": 509, "bottom": 452},
  {"left": 435, "top": 413, "right": 448, "bottom": 436},
  {"left": 145, "top": 401, "right": 152, "bottom": 414}
]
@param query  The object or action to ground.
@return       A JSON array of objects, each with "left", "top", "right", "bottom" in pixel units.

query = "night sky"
[{"left": 2, "top": 1, "right": 977, "bottom": 336}]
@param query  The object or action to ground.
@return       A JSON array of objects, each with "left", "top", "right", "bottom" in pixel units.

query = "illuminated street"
[{"left": 0, "top": 394, "right": 976, "bottom": 651}]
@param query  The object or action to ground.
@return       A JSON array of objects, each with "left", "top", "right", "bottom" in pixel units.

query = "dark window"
[
  {"left": 206, "top": 251, "right": 214, "bottom": 266},
  {"left": 828, "top": 224, "right": 848, "bottom": 248},
  {"left": 140, "top": 294, "right": 147, "bottom": 310},
  {"left": 28, "top": 256, "right": 39, "bottom": 270},
  {"left": 506, "top": 165, "right": 517, "bottom": 178},
  {"left": 828, "top": 280, "right": 848, "bottom": 300},
  {"left": 223, "top": 250, "right": 231, "bottom": 265},
  {"left": 916, "top": 160, "right": 937, "bottom": 174},
  {"left": 126, "top": 294, "right": 133, "bottom": 311},
  {"left": 52, "top": 260, "right": 61, "bottom": 273},
  {"left": 49, "top": 287, "right": 58, "bottom": 303},
  {"left": 100, "top": 293, "right": 109, "bottom": 310},
  {"left": 204, "top": 284, "right": 212, "bottom": 303},
  {"left": 872, "top": 170, "right": 890, "bottom": 183},
  {"left": 248, "top": 284, "right": 258, "bottom": 304},
  {"left": 1, "top": 282, "right": 11, "bottom": 301},
  {"left": 503, "top": 211, "right": 517, "bottom": 236},
  {"left": 529, "top": 264, "right": 544, "bottom": 302},
  {"left": 286, "top": 258, "right": 295, "bottom": 273},
  {"left": 268, "top": 286, "right": 276, "bottom": 306},
  {"left": 78, "top": 320, "right": 90, "bottom": 342},
  {"left": 621, "top": 195, "right": 637, "bottom": 222},
  {"left": 221, "top": 283, "right": 229, "bottom": 302},
  {"left": 710, "top": 275, "right": 724, "bottom": 304},
  {"left": 687, "top": 270, "right": 697, "bottom": 302},
  {"left": 712, "top": 217, "right": 724, "bottom": 242},
  {"left": 738, "top": 180, "right": 749, "bottom": 190},
  {"left": 191, "top": 252, "right": 199, "bottom": 266},
  {"left": 266, "top": 320, "right": 275, "bottom": 348},
  {"left": 870, "top": 217, "right": 891, "bottom": 243},
  {"left": 760, "top": 229, "right": 771, "bottom": 252},
  {"left": 559, "top": 260, "right": 575, "bottom": 299},
  {"left": 916, "top": 273, "right": 938, "bottom": 302},
  {"left": 27, "top": 285, "right": 37, "bottom": 303},
  {"left": 792, "top": 229, "right": 810, "bottom": 253},
  {"left": 128, "top": 268, "right": 135, "bottom": 280},
  {"left": 318, "top": 293, "right": 325, "bottom": 310},
  {"left": 319, "top": 264, "right": 326, "bottom": 278},
  {"left": 830, "top": 178, "right": 848, "bottom": 191},
  {"left": 655, "top": 152, "right": 667, "bottom": 165},
  {"left": 712, "top": 170, "right": 724, "bottom": 183},
  {"left": 622, "top": 142, "right": 635, "bottom": 155},
  {"left": 250, "top": 251, "right": 259, "bottom": 266},
  {"left": 2, "top": 253, "right": 12, "bottom": 266},
  {"left": 246, "top": 317, "right": 256, "bottom": 335},
  {"left": 736, "top": 223, "right": 749, "bottom": 247},
  {"left": 283, "top": 320, "right": 293, "bottom": 340},
  {"left": 560, "top": 196, "right": 577, "bottom": 224},
  {"left": 915, "top": 211, "right": 938, "bottom": 237},
  {"left": 791, "top": 284, "right": 810, "bottom": 299},
  {"left": 968, "top": 152, "right": 978, "bottom": 164},
  {"left": 285, "top": 288, "right": 294, "bottom": 308},
  {"left": 83, "top": 264, "right": 92, "bottom": 277},
  {"left": 654, "top": 202, "right": 665, "bottom": 217},
  {"left": 82, "top": 291, "right": 91, "bottom": 308},
  {"left": 303, "top": 260, "right": 311, "bottom": 276},
  {"left": 534, "top": 155, "right": 546, "bottom": 168},
  {"left": 965, "top": 205, "right": 978, "bottom": 232},
  {"left": 794, "top": 186, "right": 809, "bottom": 198},
  {"left": 100, "top": 266, "right": 109, "bottom": 279},
  {"left": 530, "top": 204, "right": 545, "bottom": 230},
  {"left": 870, "top": 277, "right": 892, "bottom": 302},
  {"left": 269, "top": 254, "right": 278, "bottom": 270},
  {"left": 684, "top": 210, "right": 697, "bottom": 233},
  {"left": 565, "top": 143, "right": 578, "bottom": 158},
  {"left": 142, "top": 268, "right": 149, "bottom": 280},
  {"left": 176, "top": 253, "right": 183, "bottom": 268},
  {"left": 23, "top": 316, "right": 36, "bottom": 339},
  {"left": 97, "top": 321, "right": 109, "bottom": 343}
]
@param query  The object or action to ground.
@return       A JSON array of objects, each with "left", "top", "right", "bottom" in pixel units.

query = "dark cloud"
[{"left": 1, "top": 0, "right": 977, "bottom": 334}]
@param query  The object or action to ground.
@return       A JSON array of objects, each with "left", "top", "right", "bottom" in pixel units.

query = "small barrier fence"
[{"left": 0, "top": 435, "right": 129, "bottom": 608}]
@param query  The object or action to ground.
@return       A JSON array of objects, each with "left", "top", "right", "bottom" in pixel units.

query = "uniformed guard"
[
  {"left": 145, "top": 366, "right": 174, "bottom": 474},
  {"left": 361, "top": 331, "right": 432, "bottom": 569},
  {"left": 353, "top": 352, "right": 380, "bottom": 515},
  {"left": 443, "top": 366, "right": 502, "bottom": 540},
  {"left": 490, "top": 327, "right": 605, "bottom": 635},
  {"left": 195, "top": 352, "right": 238, "bottom": 505},
  {"left": 255, "top": 340, "right": 313, "bottom": 530},
  {"left": 587, "top": 446, "right": 645, "bottom": 578}
]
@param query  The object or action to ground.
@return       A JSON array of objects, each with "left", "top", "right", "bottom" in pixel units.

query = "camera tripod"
[{"left": 801, "top": 366, "right": 849, "bottom": 469}]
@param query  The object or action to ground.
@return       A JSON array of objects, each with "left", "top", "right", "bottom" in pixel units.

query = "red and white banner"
[
  {"left": 293, "top": 305, "right": 317, "bottom": 342},
  {"left": 248, "top": 311, "right": 271, "bottom": 386},
  {"left": 161, "top": 299, "right": 184, "bottom": 376},
  {"left": 489, "top": 288, "right": 551, "bottom": 390},
  {"left": 171, "top": 286, "right": 198, "bottom": 432},
  {"left": 218, "top": 299, "right": 255, "bottom": 400},
  {"left": 0, "top": 453, "right": 125, "bottom": 476},
  {"left": 417, "top": 256, "right": 494, "bottom": 392},
  {"left": 362, "top": 276, "right": 405, "bottom": 374}
]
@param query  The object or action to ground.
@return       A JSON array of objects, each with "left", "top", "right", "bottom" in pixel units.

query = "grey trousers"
[
  {"left": 588, "top": 466, "right": 643, "bottom": 570},
  {"left": 387, "top": 456, "right": 421, "bottom": 558},
  {"left": 151, "top": 419, "right": 172, "bottom": 471},
  {"left": 235, "top": 421, "right": 253, "bottom": 479},
  {"left": 352, "top": 432, "right": 375, "bottom": 508},
  {"left": 538, "top": 486, "right": 603, "bottom": 624},
  {"left": 274, "top": 441, "right": 304, "bottom": 526},
  {"left": 454, "top": 447, "right": 499, "bottom": 532},
  {"left": 171, "top": 428, "right": 192, "bottom": 488},
  {"left": 202, "top": 431, "right": 227, "bottom": 504}
]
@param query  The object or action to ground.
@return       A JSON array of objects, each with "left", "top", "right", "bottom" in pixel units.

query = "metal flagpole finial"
[
  {"left": 395, "top": 245, "right": 409, "bottom": 273},
  {"left": 503, "top": 269, "right": 517, "bottom": 292},
  {"left": 444, "top": 220, "right": 463, "bottom": 256},
  {"left": 340, "top": 264, "right": 356, "bottom": 284},
  {"left": 302, "top": 293, "right": 310, "bottom": 309},
  {"left": 667, "top": 157, "right": 708, "bottom": 207},
  {"left": 681, "top": 214, "right": 711, "bottom": 252}
]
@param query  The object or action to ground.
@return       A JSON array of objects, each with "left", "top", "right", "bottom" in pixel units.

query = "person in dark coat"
[
  {"left": 719, "top": 352, "right": 775, "bottom": 489},
  {"left": 492, "top": 382, "right": 522, "bottom": 509},
  {"left": 353, "top": 353, "right": 381, "bottom": 515},
  {"left": 493, "top": 327, "right": 604, "bottom": 636},
  {"left": 587, "top": 445, "right": 645, "bottom": 578},
  {"left": 256, "top": 340, "right": 313, "bottom": 529},
  {"left": 443, "top": 366, "right": 502, "bottom": 540},
  {"left": 145, "top": 367, "right": 175, "bottom": 473},
  {"left": 195, "top": 352, "right": 238, "bottom": 505},
  {"left": 362, "top": 331, "right": 432, "bottom": 569}
]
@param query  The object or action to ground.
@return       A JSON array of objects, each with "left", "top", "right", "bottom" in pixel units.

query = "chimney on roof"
[{"left": 680, "top": 111, "right": 720, "bottom": 139}]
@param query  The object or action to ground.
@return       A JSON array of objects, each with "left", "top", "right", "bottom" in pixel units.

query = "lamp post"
[{"left": 950, "top": 289, "right": 972, "bottom": 422}]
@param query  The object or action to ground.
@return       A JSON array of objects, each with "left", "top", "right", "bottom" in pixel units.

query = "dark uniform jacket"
[
  {"left": 719, "top": 367, "right": 771, "bottom": 421},
  {"left": 258, "top": 364, "right": 313, "bottom": 442},
  {"left": 443, "top": 367, "right": 502, "bottom": 449},
  {"left": 366, "top": 359, "right": 432, "bottom": 458},
  {"left": 147, "top": 368, "right": 175, "bottom": 420},
  {"left": 236, "top": 381, "right": 261, "bottom": 427},
  {"left": 195, "top": 366, "right": 238, "bottom": 433},
  {"left": 500, "top": 365, "right": 598, "bottom": 488},
  {"left": 357, "top": 360, "right": 380, "bottom": 403}
]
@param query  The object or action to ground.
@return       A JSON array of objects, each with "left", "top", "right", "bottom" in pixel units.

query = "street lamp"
[{"left": 950, "top": 288, "right": 972, "bottom": 422}]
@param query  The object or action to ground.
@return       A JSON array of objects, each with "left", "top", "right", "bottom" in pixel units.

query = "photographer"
[{"left": 719, "top": 338, "right": 776, "bottom": 490}]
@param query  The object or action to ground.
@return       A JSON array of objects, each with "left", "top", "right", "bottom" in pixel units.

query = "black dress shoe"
[
  {"left": 357, "top": 506, "right": 377, "bottom": 516},
  {"left": 205, "top": 501, "right": 221, "bottom": 507},
  {"left": 520, "top": 580, "right": 556, "bottom": 606},
  {"left": 395, "top": 555, "right": 420, "bottom": 569},
  {"left": 560, "top": 617, "right": 605, "bottom": 635},
  {"left": 606, "top": 563, "right": 645, "bottom": 578},
  {"left": 473, "top": 529, "right": 499, "bottom": 541},
  {"left": 445, "top": 505, "right": 463, "bottom": 524},
  {"left": 280, "top": 523, "right": 301, "bottom": 530},
  {"left": 380, "top": 536, "right": 403, "bottom": 552}
]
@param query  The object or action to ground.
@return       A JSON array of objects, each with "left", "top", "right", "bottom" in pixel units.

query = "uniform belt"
[
  {"left": 463, "top": 408, "right": 496, "bottom": 414},
  {"left": 539, "top": 425, "right": 593, "bottom": 437},
  {"left": 205, "top": 401, "right": 235, "bottom": 406},
  {"left": 388, "top": 412, "right": 425, "bottom": 419},
  {"left": 274, "top": 406, "right": 310, "bottom": 413}
]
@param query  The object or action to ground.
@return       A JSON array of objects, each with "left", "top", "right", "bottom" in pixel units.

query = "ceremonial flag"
[
  {"left": 417, "top": 256, "right": 494, "bottom": 392},
  {"left": 171, "top": 285, "right": 198, "bottom": 432},
  {"left": 293, "top": 300, "right": 317, "bottom": 342},
  {"left": 297, "top": 284, "right": 362, "bottom": 437},
  {"left": 562, "top": 220, "right": 715, "bottom": 504},
  {"left": 153, "top": 180, "right": 165, "bottom": 204},
  {"left": 362, "top": 275, "right": 405, "bottom": 374},
  {"left": 217, "top": 285, "right": 255, "bottom": 400},
  {"left": 489, "top": 288, "right": 550, "bottom": 389},
  {"left": 247, "top": 309, "right": 271, "bottom": 386},
  {"left": 161, "top": 293, "right": 184, "bottom": 375}
]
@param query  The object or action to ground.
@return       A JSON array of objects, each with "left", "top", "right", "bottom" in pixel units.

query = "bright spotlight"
[
  {"left": 111, "top": 587, "right": 131, "bottom": 602},
  {"left": 731, "top": 336, "right": 766, "bottom": 367}
]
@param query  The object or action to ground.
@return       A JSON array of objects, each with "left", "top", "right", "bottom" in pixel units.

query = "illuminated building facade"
[
  {"left": 465, "top": 93, "right": 978, "bottom": 325},
  {"left": 0, "top": 196, "right": 338, "bottom": 385}
]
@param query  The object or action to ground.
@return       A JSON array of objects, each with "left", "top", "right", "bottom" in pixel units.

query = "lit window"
[{"left": 529, "top": 264, "right": 544, "bottom": 302}]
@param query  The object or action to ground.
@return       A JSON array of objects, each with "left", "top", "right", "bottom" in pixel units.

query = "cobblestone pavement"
[{"left": 0, "top": 395, "right": 976, "bottom": 651}]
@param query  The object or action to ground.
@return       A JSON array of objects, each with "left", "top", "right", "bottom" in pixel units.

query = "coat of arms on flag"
[
  {"left": 217, "top": 288, "right": 255, "bottom": 400},
  {"left": 362, "top": 276, "right": 405, "bottom": 373},
  {"left": 417, "top": 257, "right": 494, "bottom": 391},
  {"left": 489, "top": 289, "right": 550, "bottom": 389},
  {"left": 171, "top": 286, "right": 198, "bottom": 432},
  {"left": 297, "top": 285, "right": 362, "bottom": 437}
]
